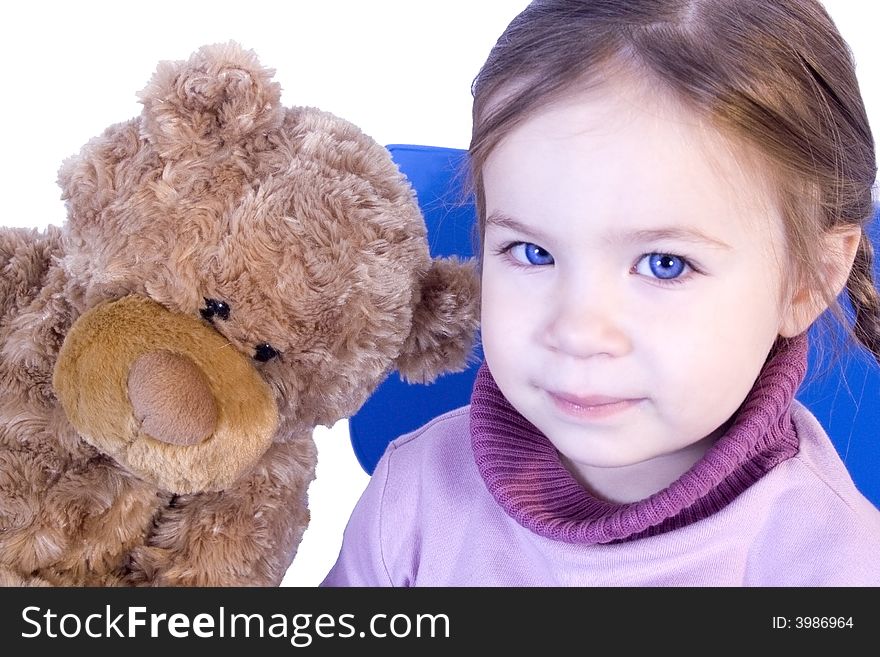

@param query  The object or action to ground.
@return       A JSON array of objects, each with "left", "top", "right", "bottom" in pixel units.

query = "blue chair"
[
  {"left": 348, "top": 144, "right": 880, "bottom": 510},
  {"left": 798, "top": 251, "right": 880, "bottom": 509},
  {"left": 348, "top": 145, "right": 482, "bottom": 474}
]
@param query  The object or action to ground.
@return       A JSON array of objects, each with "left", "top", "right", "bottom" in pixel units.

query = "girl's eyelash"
[
  {"left": 493, "top": 240, "right": 524, "bottom": 256},
  {"left": 630, "top": 253, "right": 702, "bottom": 286},
  {"left": 492, "top": 240, "right": 549, "bottom": 269}
]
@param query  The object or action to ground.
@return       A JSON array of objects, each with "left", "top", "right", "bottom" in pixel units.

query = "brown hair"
[{"left": 469, "top": 0, "right": 880, "bottom": 364}]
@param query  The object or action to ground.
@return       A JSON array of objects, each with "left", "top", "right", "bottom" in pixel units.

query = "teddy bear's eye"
[
  {"left": 254, "top": 343, "right": 279, "bottom": 362},
  {"left": 201, "top": 298, "right": 231, "bottom": 321}
]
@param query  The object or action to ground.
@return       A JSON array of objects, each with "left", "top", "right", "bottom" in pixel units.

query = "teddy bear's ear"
[
  {"left": 137, "top": 41, "right": 284, "bottom": 160},
  {"left": 394, "top": 256, "right": 481, "bottom": 384}
]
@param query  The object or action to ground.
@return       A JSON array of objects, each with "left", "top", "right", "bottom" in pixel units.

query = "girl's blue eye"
[
  {"left": 508, "top": 242, "right": 555, "bottom": 266},
  {"left": 636, "top": 253, "right": 688, "bottom": 280}
]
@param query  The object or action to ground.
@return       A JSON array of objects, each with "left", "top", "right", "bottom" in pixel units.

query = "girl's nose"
[{"left": 541, "top": 285, "right": 631, "bottom": 359}]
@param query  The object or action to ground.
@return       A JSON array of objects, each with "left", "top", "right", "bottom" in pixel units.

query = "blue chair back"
[
  {"left": 798, "top": 244, "right": 880, "bottom": 509},
  {"left": 348, "top": 146, "right": 482, "bottom": 474},
  {"left": 348, "top": 144, "right": 880, "bottom": 510}
]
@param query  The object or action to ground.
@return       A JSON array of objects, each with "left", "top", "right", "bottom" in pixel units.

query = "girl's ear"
[
  {"left": 394, "top": 257, "right": 481, "bottom": 384},
  {"left": 779, "top": 225, "right": 863, "bottom": 337}
]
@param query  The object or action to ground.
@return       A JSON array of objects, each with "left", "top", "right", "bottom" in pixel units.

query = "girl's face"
[{"left": 480, "top": 76, "right": 800, "bottom": 502}]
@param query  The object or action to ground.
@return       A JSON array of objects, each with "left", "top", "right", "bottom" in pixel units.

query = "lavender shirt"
[{"left": 323, "top": 335, "right": 880, "bottom": 586}]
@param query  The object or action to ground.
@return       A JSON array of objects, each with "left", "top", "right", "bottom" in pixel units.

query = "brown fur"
[{"left": 0, "top": 42, "right": 480, "bottom": 586}]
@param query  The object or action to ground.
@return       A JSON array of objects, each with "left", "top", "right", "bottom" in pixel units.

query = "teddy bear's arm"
[
  {"left": 120, "top": 438, "right": 316, "bottom": 586},
  {"left": 0, "top": 226, "right": 63, "bottom": 327}
]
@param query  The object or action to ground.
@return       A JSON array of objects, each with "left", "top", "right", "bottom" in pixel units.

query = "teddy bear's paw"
[
  {"left": 53, "top": 295, "right": 278, "bottom": 494},
  {"left": 137, "top": 41, "right": 284, "bottom": 160}
]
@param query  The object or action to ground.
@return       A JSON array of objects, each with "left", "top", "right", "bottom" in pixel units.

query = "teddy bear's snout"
[
  {"left": 127, "top": 350, "right": 218, "bottom": 446},
  {"left": 54, "top": 296, "right": 279, "bottom": 492}
]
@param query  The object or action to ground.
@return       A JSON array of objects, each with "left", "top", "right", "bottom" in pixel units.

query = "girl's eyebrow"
[
  {"left": 485, "top": 211, "right": 552, "bottom": 244},
  {"left": 622, "top": 228, "right": 733, "bottom": 250},
  {"left": 487, "top": 211, "right": 731, "bottom": 251}
]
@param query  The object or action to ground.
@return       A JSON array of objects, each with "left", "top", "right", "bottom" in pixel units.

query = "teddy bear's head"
[{"left": 50, "top": 42, "right": 479, "bottom": 494}]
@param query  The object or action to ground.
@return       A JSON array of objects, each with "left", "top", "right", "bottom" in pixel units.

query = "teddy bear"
[{"left": 0, "top": 42, "right": 480, "bottom": 586}]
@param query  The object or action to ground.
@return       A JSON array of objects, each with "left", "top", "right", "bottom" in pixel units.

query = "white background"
[{"left": 0, "top": 1, "right": 874, "bottom": 586}]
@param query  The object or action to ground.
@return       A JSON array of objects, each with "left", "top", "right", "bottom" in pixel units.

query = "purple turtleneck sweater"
[
  {"left": 471, "top": 335, "right": 805, "bottom": 545},
  {"left": 323, "top": 335, "right": 880, "bottom": 586}
]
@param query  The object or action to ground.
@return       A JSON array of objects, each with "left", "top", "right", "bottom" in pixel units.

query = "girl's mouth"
[{"left": 546, "top": 391, "right": 645, "bottom": 420}]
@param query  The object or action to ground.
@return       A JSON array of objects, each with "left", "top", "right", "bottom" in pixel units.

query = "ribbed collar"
[{"left": 470, "top": 333, "right": 807, "bottom": 544}]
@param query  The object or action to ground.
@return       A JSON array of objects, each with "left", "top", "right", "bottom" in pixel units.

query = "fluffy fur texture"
[{"left": 0, "top": 42, "right": 480, "bottom": 586}]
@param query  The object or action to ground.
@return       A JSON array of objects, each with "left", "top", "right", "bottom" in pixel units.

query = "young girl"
[{"left": 322, "top": 0, "right": 880, "bottom": 586}]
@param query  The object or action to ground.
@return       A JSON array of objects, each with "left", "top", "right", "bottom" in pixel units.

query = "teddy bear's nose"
[{"left": 127, "top": 350, "right": 218, "bottom": 446}]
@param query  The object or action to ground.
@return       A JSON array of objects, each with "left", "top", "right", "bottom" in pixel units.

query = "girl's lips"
[{"left": 547, "top": 391, "right": 644, "bottom": 420}]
